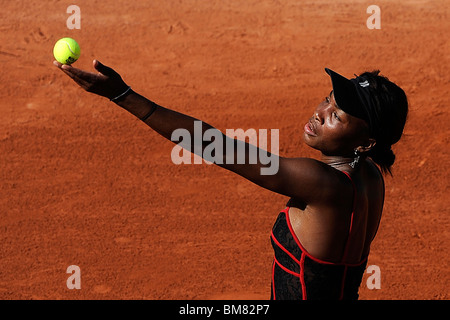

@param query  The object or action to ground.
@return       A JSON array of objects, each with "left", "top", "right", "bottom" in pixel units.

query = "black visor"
[{"left": 325, "top": 68, "right": 377, "bottom": 134}]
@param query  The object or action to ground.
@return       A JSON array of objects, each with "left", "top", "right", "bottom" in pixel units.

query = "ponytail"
[{"left": 367, "top": 143, "right": 395, "bottom": 175}]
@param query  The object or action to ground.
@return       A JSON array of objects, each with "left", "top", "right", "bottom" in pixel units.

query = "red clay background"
[{"left": 0, "top": 0, "right": 448, "bottom": 299}]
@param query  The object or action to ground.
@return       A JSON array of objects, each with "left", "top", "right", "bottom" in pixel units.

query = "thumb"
[{"left": 93, "top": 60, "right": 117, "bottom": 77}]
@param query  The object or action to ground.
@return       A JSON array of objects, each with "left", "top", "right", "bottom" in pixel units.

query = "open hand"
[{"left": 53, "top": 60, "right": 129, "bottom": 100}]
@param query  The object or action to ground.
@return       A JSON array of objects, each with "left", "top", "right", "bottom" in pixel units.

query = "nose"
[
  {"left": 313, "top": 102, "right": 328, "bottom": 125},
  {"left": 314, "top": 112, "right": 320, "bottom": 121},
  {"left": 314, "top": 110, "right": 323, "bottom": 125}
]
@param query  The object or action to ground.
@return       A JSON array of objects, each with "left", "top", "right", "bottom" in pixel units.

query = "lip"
[{"left": 304, "top": 120, "right": 317, "bottom": 136}]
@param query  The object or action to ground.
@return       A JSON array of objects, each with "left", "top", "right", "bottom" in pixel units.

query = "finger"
[
  {"left": 53, "top": 61, "right": 89, "bottom": 79},
  {"left": 61, "top": 64, "right": 100, "bottom": 83},
  {"left": 56, "top": 64, "right": 93, "bottom": 89},
  {"left": 60, "top": 68, "right": 91, "bottom": 88},
  {"left": 54, "top": 60, "right": 75, "bottom": 79},
  {"left": 93, "top": 60, "right": 116, "bottom": 77}
]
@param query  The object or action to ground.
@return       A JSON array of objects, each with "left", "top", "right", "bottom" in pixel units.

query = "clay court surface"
[{"left": 0, "top": 0, "right": 448, "bottom": 299}]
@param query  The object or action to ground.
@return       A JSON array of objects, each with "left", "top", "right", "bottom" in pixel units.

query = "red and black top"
[{"left": 270, "top": 172, "right": 368, "bottom": 300}]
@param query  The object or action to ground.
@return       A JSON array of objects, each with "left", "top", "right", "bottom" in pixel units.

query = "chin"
[{"left": 303, "top": 133, "right": 317, "bottom": 150}]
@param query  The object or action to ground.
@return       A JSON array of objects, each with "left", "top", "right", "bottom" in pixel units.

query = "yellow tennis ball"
[{"left": 53, "top": 37, "right": 80, "bottom": 65}]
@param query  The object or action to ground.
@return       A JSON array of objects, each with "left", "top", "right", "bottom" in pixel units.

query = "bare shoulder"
[{"left": 276, "top": 157, "right": 353, "bottom": 204}]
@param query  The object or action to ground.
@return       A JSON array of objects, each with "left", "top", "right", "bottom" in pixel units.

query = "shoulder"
[{"left": 277, "top": 157, "right": 353, "bottom": 204}]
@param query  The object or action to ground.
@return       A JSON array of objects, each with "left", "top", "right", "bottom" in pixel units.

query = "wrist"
[
  {"left": 112, "top": 89, "right": 158, "bottom": 122},
  {"left": 110, "top": 86, "right": 132, "bottom": 102}
]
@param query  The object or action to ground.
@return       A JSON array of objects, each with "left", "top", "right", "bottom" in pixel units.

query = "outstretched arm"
[
  {"left": 54, "top": 60, "right": 216, "bottom": 148},
  {"left": 54, "top": 60, "right": 339, "bottom": 204}
]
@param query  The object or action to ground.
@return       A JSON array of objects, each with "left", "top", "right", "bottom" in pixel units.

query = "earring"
[{"left": 349, "top": 149, "right": 360, "bottom": 168}]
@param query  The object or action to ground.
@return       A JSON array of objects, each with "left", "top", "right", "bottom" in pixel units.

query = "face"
[{"left": 303, "top": 91, "right": 370, "bottom": 156}]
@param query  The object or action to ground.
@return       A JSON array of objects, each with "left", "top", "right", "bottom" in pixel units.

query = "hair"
[{"left": 358, "top": 70, "right": 408, "bottom": 175}]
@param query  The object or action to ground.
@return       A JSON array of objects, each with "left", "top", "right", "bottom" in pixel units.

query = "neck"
[{"left": 320, "top": 154, "right": 359, "bottom": 171}]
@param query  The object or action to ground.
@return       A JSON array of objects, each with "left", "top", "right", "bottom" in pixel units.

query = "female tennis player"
[{"left": 54, "top": 60, "right": 408, "bottom": 300}]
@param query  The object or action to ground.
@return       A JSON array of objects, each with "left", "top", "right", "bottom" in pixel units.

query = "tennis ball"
[{"left": 53, "top": 37, "right": 80, "bottom": 65}]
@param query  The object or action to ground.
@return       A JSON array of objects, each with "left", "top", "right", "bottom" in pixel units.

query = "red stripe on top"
[
  {"left": 271, "top": 261, "right": 276, "bottom": 300},
  {"left": 273, "top": 256, "right": 301, "bottom": 277},
  {"left": 300, "top": 253, "right": 307, "bottom": 300},
  {"left": 271, "top": 230, "right": 301, "bottom": 265}
]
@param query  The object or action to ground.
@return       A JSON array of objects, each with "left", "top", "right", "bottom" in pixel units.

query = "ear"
[{"left": 356, "top": 138, "right": 376, "bottom": 154}]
